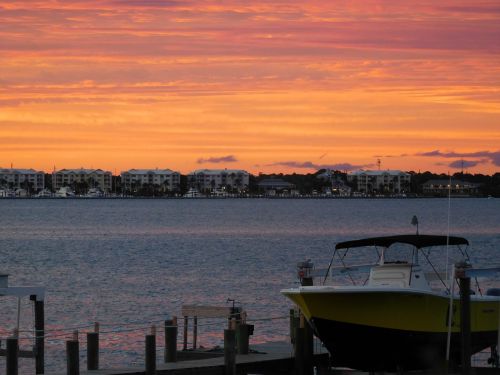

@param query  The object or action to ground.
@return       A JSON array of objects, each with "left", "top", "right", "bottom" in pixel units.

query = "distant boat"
[
  {"left": 85, "top": 188, "right": 104, "bottom": 198},
  {"left": 184, "top": 187, "right": 202, "bottom": 198},
  {"left": 55, "top": 186, "right": 75, "bottom": 198},
  {"left": 36, "top": 189, "right": 53, "bottom": 198}
]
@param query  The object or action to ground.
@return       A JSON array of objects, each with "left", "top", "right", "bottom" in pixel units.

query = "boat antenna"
[{"left": 411, "top": 215, "right": 419, "bottom": 235}]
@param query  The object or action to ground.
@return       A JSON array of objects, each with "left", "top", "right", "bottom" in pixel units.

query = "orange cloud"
[{"left": 1, "top": 1, "right": 499, "bottom": 174}]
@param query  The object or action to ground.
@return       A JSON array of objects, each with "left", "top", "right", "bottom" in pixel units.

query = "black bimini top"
[{"left": 335, "top": 235, "right": 469, "bottom": 250}]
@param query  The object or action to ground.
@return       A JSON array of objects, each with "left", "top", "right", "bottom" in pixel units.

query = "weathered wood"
[
  {"left": 181, "top": 305, "right": 232, "bottom": 318},
  {"left": 145, "top": 333, "right": 156, "bottom": 375},
  {"left": 86, "top": 331, "right": 99, "bottom": 370},
  {"left": 164, "top": 318, "right": 178, "bottom": 363},
  {"left": 236, "top": 323, "right": 250, "bottom": 354},
  {"left": 224, "top": 328, "right": 236, "bottom": 375},
  {"left": 33, "top": 297, "right": 45, "bottom": 374},
  {"left": 183, "top": 316, "right": 188, "bottom": 351},
  {"left": 193, "top": 316, "right": 198, "bottom": 349},
  {"left": 6, "top": 336, "right": 18, "bottom": 375},
  {"left": 294, "top": 315, "right": 305, "bottom": 375},
  {"left": 304, "top": 318, "right": 314, "bottom": 375},
  {"left": 289, "top": 309, "right": 296, "bottom": 344},
  {"left": 66, "top": 339, "right": 79, "bottom": 375}
]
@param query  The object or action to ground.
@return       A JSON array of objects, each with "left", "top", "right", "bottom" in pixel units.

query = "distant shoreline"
[{"left": 0, "top": 195, "right": 493, "bottom": 200}]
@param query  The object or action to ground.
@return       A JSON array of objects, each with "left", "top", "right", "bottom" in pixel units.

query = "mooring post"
[
  {"left": 164, "top": 316, "right": 178, "bottom": 363},
  {"left": 236, "top": 311, "right": 250, "bottom": 354},
  {"left": 30, "top": 295, "right": 45, "bottom": 374},
  {"left": 6, "top": 333, "right": 19, "bottom": 375},
  {"left": 294, "top": 314, "right": 305, "bottom": 375},
  {"left": 145, "top": 325, "right": 156, "bottom": 375},
  {"left": 224, "top": 319, "right": 237, "bottom": 375},
  {"left": 87, "top": 322, "right": 99, "bottom": 370},
  {"left": 457, "top": 262, "right": 472, "bottom": 375},
  {"left": 303, "top": 316, "right": 314, "bottom": 375},
  {"left": 290, "top": 308, "right": 296, "bottom": 344},
  {"left": 66, "top": 330, "right": 79, "bottom": 375},
  {"left": 183, "top": 316, "right": 188, "bottom": 350},
  {"left": 193, "top": 316, "right": 198, "bottom": 349}
]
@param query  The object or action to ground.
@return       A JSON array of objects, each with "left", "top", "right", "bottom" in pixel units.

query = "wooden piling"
[
  {"left": 183, "top": 316, "right": 188, "bottom": 351},
  {"left": 193, "top": 316, "right": 198, "bottom": 349},
  {"left": 145, "top": 325, "right": 156, "bottom": 375},
  {"left": 66, "top": 331, "right": 79, "bottom": 375},
  {"left": 6, "top": 335, "right": 18, "bottom": 375},
  {"left": 236, "top": 323, "right": 250, "bottom": 354},
  {"left": 30, "top": 296, "right": 45, "bottom": 374},
  {"left": 294, "top": 314, "right": 305, "bottom": 375},
  {"left": 303, "top": 316, "right": 314, "bottom": 375},
  {"left": 224, "top": 324, "right": 236, "bottom": 375},
  {"left": 290, "top": 309, "right": 296, "bottom": 344},
  {"left": 164, "top": 317, "right": 178, "bottom": 363},
  {"left": 87, "top": 322, "right": 99, "bottom": 371},
  {"left": 458, "top": 266, "right": 472, "bottom": 375}
]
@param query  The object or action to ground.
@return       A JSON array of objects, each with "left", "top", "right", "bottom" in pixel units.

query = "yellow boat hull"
[{"left": 283, "top": 288, "right": 500, "bottom": 371}]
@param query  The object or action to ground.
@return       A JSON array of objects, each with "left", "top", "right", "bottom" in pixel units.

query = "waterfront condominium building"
[
  {"left": 0, "top": 168, "right": 45, "bottom": 191},
  {"left": 120, "top": 169, "right": 181, "bottom": 192},
  {"left": 347, "top": 170, "right": 411, "bottom": 194},
  {"left": 187, "top": 169, "right": 250, "bottom": 192},
  {"left": 52, "top": 169, "right": 112, "bottom": 192}
]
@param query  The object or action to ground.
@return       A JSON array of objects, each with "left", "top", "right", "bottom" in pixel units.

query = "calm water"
[{"left": 0, "top": 198, "right": 499, "bottom": 371}]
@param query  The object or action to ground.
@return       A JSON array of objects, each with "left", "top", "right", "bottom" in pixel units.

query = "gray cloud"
[
  {"left": 268, "top": 160, "right": 368, "bottom": 171},
  {"left": 197, "top": 155, "right": 238, "bottom": 164},
  {"left": 448, "top": 159, "right": 482, "bottom": 169},
  {"left": 417, "top": 150, "right": 500, "bottom": 166}
]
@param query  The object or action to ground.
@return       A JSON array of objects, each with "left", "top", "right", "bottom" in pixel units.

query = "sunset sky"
[{"left": 1, "top": 0, "right": 499, "bottom": 174}]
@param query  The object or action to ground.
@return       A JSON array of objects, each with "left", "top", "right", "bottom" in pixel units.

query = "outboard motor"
[{"left": 297, "top": 259, "right": 314, "bottom": 286}]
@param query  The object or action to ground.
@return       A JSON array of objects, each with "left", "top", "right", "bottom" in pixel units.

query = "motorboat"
[
  {"left": 36, "top": 189, "right": 53, "bottom": 198},
  {"left": 183, "top": 187, "right": 203, "bottom": 198},
  {"left": 282, "top": 234, "right": 500, "bottom": 371},
  {"left": 54, "top": 186, "right": 75, "bottom": 198},
  {"left": 85, "top": 188, "right": 104, "bottom": 198}
]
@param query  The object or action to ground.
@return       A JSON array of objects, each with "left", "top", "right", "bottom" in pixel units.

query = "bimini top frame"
[{"left": 335, "top": 234, "right": 469, "bottom": 251}]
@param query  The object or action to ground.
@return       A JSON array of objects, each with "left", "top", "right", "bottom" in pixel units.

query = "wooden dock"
[{"left": 46, "top": 341, "right": 328, "bottom": 375}]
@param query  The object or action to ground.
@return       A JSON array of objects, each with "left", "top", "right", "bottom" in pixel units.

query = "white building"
[
  {"left": 0, "top": 168, "right": 45, "bottom": 191},
  {"left": 187, "top": 169, "right": 249, "bottom": 192},
  {"left": 120, "top": 169, "right": 181, "bottom": 192},
  {"left": 52, "top": 169, "right": 112, "bottom": 192},
  {"left": 347, "top": 170, "right": 411, "bottom": 194}
]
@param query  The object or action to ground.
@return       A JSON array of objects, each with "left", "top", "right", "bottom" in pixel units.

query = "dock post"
[
  {"left": 66, "top": 331, "right": 79, "bottom": 375},
  {"left": 294, "top": 314, "right": 305, "bottom": 375},
  {"left": 164, "top": 317, "right": 178, "bottom": 363},
  {"left": 6, "top": 334, "right": 18, "bottom": 375},
  {"left": 183, "top": 316, "right": 188, "bottom": 350},
  {"left": 236, "top": 311, "right": 250, "bottom": 354},
  {"left": 290, "top": 309, "right": 296, "bottom": 344},
  {"left": 145, "top": 325, "right": 156, "bottom": 375},
  {"left": 457, "top": 262, "right": 472, "bottom": 375},
  {"left": 304, "top": 316, "right": 314, "bottom": 375},
  {"left": 236, "top": 312, "right": 249, "bottom": 355},
  {"left": 224, "top": 319, "right": 236, "bottom": 375},
  {"left": 30, "top": 295, "right": 45, "bottom": 374},
  {"left": 193, "top": 316, "right": 198, "bottom": 349},
  {"left": 87, "top": 322, "right": 99, "bottom": 370}
]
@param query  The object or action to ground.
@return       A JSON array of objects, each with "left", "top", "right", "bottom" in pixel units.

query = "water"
[{"left": 0, "top": 198, "right": 498, "bottom": 371}]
